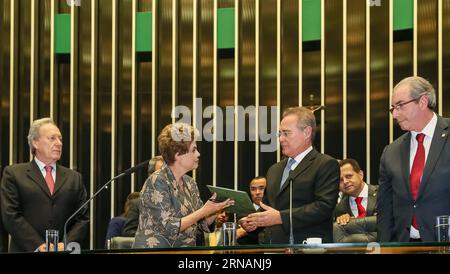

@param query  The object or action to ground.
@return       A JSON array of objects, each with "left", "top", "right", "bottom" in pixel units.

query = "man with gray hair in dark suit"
[
  {"left": 240, "top": 107, "right": 340, "bottom": 244},
  {"left": 1, "top": 117, "right": 89, "bottom": 252},
  {"left": 378, "top": 76, "right": 450, "bottom": 242}
]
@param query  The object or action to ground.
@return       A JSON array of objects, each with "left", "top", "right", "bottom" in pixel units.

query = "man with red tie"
[
  {"left": 378, "top": 76, "right": 450, "bottom": 242},
  {"left": 1, "top": 118, "right": 89, "bottom": 252},
  {"left": 333, "top": 159, "right": 378, "bottom": 243}
]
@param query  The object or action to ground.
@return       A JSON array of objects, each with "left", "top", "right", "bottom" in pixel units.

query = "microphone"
[
  {"left": 63, "top": 159, "right": 150, "bottom": 250},
  {"left": 288, "top": 177, "right": 294, "bottom": 245}
]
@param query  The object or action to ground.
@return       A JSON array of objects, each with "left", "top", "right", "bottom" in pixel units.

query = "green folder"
[{"left": 206, "top": 185, "right": 256, "bottom": 216}]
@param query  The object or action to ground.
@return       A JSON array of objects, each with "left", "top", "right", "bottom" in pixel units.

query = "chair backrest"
[{"left": 110, "top": 236, "right": 135, "bottom": 249}]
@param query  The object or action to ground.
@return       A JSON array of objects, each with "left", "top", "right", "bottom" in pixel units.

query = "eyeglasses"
[
  {"left": 277, "top": 130, "right": 294, "bottom": 138},
  {"left": 277, "top": 127, "right": 308, "bottom": 137},
  {"left": 389, "top": 95, "right": 423, "bottom": 114}
]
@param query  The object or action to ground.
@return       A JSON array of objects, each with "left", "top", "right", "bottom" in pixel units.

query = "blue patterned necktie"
[{"left": 280, "top": 158, "right": 296, "bottom": 189}]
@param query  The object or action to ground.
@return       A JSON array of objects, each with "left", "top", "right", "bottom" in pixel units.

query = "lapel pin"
[{"left": 442, "top": 133, "right": 446, "bottom": 138}]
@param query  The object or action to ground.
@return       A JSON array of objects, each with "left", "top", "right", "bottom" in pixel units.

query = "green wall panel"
[
  {"left": 394, "top": 0, "right": 413, "bottom": 31},
  {"left": 136, "top": 12, "right": 152, "bottom": 52},
  {"left": 302, "top": 0, "right": 321, "bottom": 42},
  {"left": 218, "top": 8, "right": 235, "bottom": 49},
  {"left": 55, "top": 13, "right": 70, "bottom": 54}
]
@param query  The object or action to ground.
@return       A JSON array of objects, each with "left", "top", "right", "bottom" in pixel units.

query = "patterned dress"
[{"left": 133, "top": 165, "right": 209, "bottom": 248}]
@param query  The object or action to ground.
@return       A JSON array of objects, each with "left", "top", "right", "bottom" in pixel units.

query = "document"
[{"left": 206, "top": 185, "right": 256, "bottom": 215}]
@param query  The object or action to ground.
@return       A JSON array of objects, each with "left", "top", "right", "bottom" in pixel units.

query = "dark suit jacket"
[
  {"left": 334, "top": 184, "right": 378, "bottom": 219},
  {"left": 238, "top": 207, "right": 264, "bottom": 245},
  {"left": 122, "top": 198, "right": 139, "bottom": 237},
  {"left": 0, "top": 213, "right": 5, "bottom": 252},
  {"left": 378, "top": 115, "right": 450, "bottom": 242},
  {"left": 0, "top": 165, "right": 7, "bottom": 252},
  {"left": 106, "top": 216, "right": 126, "bottom": 241},
  {"left": 0, "top": 161, "right": 89, "bottom": 252},
  {"left": 262, "top": 149, "right": 340, "bottom": 244}
]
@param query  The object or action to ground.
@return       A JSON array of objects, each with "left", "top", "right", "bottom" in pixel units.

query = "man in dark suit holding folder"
[{"left": 241, "top": 107, "right": 340, "bottom": 243}]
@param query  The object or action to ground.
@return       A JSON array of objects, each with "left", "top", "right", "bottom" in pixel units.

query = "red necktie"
[
  {"left": 355, "top": 197, "right": 366, "bottom": 218},
  {"left": 410, "top": 133, "right": 425, "bottom": 229},
  {"left": 45, "top": 165, "right": 55, "bottom": 195}
]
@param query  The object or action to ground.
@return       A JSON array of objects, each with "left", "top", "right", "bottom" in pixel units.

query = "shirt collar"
[
  {"left": 290, "top": 146, "right": 313, "bottom": 169},
  {"left": 411, "top": 112, "right": 437, "bottom": 140},
  {"left": 34, "top": 157, "right": 57, "bottom": 171},
  {"left": 353, "top": 183, "right": 368, "bottom": 200},
  {"left": 253, "top": 203, "right": 260, "bottom": 211}
]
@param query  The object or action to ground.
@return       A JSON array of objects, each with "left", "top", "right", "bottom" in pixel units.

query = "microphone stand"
[
  {"left": 63, "top": 160, "right": 149, "bottom": 250},
  {"left": 284, "top": 178, "right": 295, "bottom": 254},
  {"left": 288, "top": 178, "right": 294, "bottom": 245}
]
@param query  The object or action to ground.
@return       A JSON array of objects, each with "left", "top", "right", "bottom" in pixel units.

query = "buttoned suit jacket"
[
  {"left": 377, "top": 115, "right": 450, "bottom": 242},
  {"left": 261, "top": 149, "right": 340, "bottom": 244},
  {"left": 1, "top": 161, "right": 89, "bottom": 252}
]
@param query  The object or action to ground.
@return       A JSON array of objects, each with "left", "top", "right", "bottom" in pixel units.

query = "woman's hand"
[
  {"left": 181, "top": 193, "right": 235, "bottom": 231},
  {"left": 202, "top": 193, "right": 234, "bottom": 217}
]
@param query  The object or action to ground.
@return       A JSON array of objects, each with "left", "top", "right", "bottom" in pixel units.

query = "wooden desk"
[{"left": 89, "top": 242, "right": 450, "bottom": 254}]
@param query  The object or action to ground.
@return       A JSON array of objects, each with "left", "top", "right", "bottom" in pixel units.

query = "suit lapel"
[
  {"left": 341, "top": 196, "right": 353, "bottom": 217},
  {"left": 269, "top": 158, "right": 286, "bottom": 200},
  {"left": 418, "top": 116, "right": 449, "bottom": 199},
  {"left": 366, "top": 185, "right": 377, "bottom": 216},
  {"left": 278, "top": 149, "right": 317, "bottom": 195},
  {"left": 26, "top": 161, "right": 52, "bottom": 198},
  {"left": 400, "top": 133, "right": 413, "bottom": 198},
  {"left": 53, "top": 164, "right": 68, "bottom": 195}
]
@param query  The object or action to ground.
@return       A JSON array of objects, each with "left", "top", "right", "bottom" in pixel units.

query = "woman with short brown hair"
[{"left": 134, "top": 123, "right": 233, "bottom": 248}]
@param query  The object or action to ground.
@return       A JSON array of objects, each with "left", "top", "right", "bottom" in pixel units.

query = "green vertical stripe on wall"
[
  {"left": 302, "top": 0, "right": 321, "bottom": 42},
  {"left": 136, "top": 12, "right": 152, "bottom": 52},
  {"left": 217, "top": 8, "right": 235, "bottom": 49},
  {"left": 394, "top": 0, "right": 413, "bottom": 31},
  {"left": 55, "top": 13, "right": 71, "bottom": 54}
]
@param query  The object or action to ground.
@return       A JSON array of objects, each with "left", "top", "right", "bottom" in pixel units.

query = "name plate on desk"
[{"left": 207, "top": 185, "right": 256, "bottom": 215}]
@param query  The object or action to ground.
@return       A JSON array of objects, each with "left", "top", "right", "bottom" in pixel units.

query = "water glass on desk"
[
  {"left": 45, "top": 229, "right": 59, "bottom": 252},
  {"left": 222, "top": 222, "right": 236, "bottom": 246},
  {"left": 436, "top": 215, "right": 450, "bottom": 242}
]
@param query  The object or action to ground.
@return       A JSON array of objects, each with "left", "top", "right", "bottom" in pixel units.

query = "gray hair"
[
  {"left": 282, "top": 107, "right": 317, "bottom": 142},
  {"left": 148, "top": 155, "right": 164, "bottom": 176},
  {"left": 28, "top": 117, "right": 56, "bottom": 155},
  {"left": 394, "top": 76, "right": 436, "bottom": 110}
]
